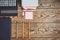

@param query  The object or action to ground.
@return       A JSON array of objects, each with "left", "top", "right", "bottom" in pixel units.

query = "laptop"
[{"left": 0, "top": 0, "right": 18, "bottom": 16}]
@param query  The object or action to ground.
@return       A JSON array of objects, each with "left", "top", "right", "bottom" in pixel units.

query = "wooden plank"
[
  {"left": 22, "top": 22, "right": 25, "bottom": 38},
  {"left": 28, "top": 22, "right": 31, "bottom": 39}
]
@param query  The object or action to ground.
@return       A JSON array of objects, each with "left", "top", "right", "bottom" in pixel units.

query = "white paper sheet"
[
  {"left": 22, "top": 0, "right": 38, "bottom": 6},
  {"left": 25, "top": 12, "right": 33, "bottom": 19}
]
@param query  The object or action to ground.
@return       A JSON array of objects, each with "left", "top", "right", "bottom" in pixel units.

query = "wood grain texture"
[
  {"left": 11, "top": 8, "right": 60, "bottom": 38},
  {"left": 11, "top": 0, "right": 60, "bottom": 40}
]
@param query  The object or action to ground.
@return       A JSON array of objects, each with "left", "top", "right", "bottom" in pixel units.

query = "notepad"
[
  {"left": 22, "top": 0, "right": 38, "bottom": 9},
  {"left": 25, "top": 12, "right": 33, "bottom": 19}
]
